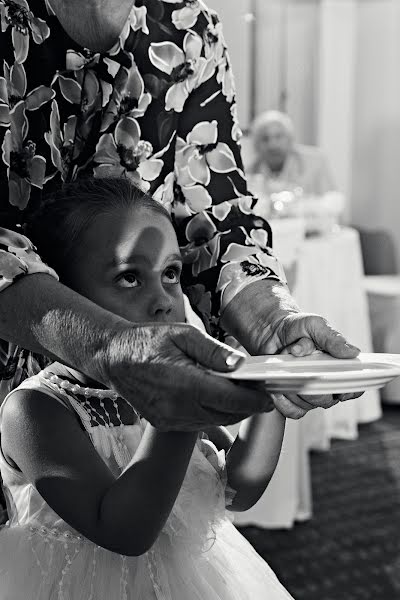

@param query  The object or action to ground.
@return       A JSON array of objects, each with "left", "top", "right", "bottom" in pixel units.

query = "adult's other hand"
[{"left": 221, "top": 280, "right": 363, "bottom": 419}]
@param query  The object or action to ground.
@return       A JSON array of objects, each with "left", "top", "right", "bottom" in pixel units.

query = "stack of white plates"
[{"left": 213, "top": 353, "right": 400, "bottom": 395}]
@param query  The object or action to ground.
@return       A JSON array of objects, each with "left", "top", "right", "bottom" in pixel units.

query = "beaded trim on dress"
[
  {"left": 39, "top": 371, "right": 120, "bottom": 400},
  {"left": 38, "top": 370, "right": 140, "bottom": 469}
]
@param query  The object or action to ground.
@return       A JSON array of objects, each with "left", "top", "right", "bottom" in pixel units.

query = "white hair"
[{"left": 251, "top": 110, "right": 294, "bottom": 139}]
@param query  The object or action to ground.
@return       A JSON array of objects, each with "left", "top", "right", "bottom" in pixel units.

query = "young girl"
[{"left": 0, "top": 178, "right": 293, "bottom": 599}]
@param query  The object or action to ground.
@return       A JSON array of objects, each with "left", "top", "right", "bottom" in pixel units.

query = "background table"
[{"left": 229, "top": 227, "right": 382, "bottom": 528}]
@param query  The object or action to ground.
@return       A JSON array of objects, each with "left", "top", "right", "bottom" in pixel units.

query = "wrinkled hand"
[
  {"left": 221, "top": 280, "right": 363, "bottom": 419},
  {"left": 97, "top": 322, "right": 274, "bottom": 431},
  {"left": 259, "top": 311, "right": 364, "bottom": 418}
]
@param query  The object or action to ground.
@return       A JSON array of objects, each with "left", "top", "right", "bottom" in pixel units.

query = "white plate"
[{"left": 215, "top": 353, "right": 400, "bottom": 395}]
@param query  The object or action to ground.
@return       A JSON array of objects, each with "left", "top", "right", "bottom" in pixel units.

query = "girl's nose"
[{"left": 148, "top": 287, "right": 174, "bottom": 320}]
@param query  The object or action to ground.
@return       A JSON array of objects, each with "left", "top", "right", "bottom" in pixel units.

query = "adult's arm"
[
  {"left": 49, "top": 0, "right": 135, "bottom": 51},
  {"left": 0, "top": 268, "right": 274, "bottom": 429},
  {"left": 166, "top": 7, "right": 287, "bottom": 323}
]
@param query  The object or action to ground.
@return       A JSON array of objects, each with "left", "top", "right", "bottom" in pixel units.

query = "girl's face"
[{"left": 66, "top": 206, "right": 186, "bottom": 323}]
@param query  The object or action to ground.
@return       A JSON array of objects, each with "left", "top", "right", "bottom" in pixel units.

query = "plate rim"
[{"left": 215, "top": 352, "right": 400, "bottom": 383}]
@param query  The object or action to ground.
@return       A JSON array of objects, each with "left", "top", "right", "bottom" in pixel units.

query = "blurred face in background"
[{"left": 254, "top": 121, "right": 293, "bottom": 173}]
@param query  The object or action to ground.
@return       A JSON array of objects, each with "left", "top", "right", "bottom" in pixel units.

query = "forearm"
[
  {"left": 49, "top": 0, "right": 134, "bottom": 51},
  {"left": 0, "top": 274, "right": 128, "bottom": 384},
  {"left": 99, "top": 425, "right": 198, "bottom": 554},
  {"left": 226, "top": 410, "right": 285, "bottom": 512},
  {"left": 220, "top": 279, "right": 300, "bottom": 354}
]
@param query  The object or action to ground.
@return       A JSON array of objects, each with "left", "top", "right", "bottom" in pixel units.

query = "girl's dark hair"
[
  {"left": 25, "top": 177, "right": 172, "bottom": 281},
  {"left": 4, "top": 177, "right": 173, "bottom": 385}
]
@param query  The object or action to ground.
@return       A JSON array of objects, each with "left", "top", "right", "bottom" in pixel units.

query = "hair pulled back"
[{"left": 25, "top": 177, "right": 172, "bottom": 281}]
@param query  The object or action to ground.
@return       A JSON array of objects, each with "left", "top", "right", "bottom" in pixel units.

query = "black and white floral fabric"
[{"left": 0, "top": 0, "right": 285, "bottom": 347}]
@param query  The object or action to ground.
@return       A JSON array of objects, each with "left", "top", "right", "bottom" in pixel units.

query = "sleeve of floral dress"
[
  {"left": 0, "top": 225, "right": 58, "bottom": 391},
  {"left": 0, "top": 228, "right": 58, "bottom": 292},
  {"left": 0, "top": 0, "right": 57, "bottom": 294},
  {"left": 170, "top": 10, "right": 286, "bottom": 321}
]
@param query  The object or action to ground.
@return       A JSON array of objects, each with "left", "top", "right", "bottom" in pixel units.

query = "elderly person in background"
[{"left": 250, "top": 110, "right": 336, "bottom": 196}]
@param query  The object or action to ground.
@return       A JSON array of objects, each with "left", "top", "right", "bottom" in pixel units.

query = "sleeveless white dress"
[{"left": 0, "top": 373, "right": 294, "bottom": 600}]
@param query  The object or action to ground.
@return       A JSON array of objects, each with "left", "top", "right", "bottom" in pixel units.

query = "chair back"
[{"left": 355, "top": 228, "right": 398, "bottom": 275}]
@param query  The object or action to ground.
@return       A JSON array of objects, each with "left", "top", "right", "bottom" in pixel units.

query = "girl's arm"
[
  {"left": 2, "top": 389, "right": 197, "bottom": 556},
  {"left": 226, "top": 411, "right": 285, "bottom": 512},
  {"left": 205, "top": 411, "right": 286, "bottom": 512}
]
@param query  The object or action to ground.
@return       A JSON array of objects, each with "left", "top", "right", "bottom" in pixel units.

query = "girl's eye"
[
  {"left": 117, "top": 272, "right": 140, "bottom": 288},
  {"left": 163, "top": 267, "right": 181, "bottom": 284}
]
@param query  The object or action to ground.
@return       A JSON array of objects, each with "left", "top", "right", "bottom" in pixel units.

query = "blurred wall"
[
  {"left": 317, "top": 0, "right": 357, "bottom": 218},
  {"left": 209, "top": 0, "right": 252, "bottom": 129},
  {"left": 210, "top": 0, "right": 400, "bottom": 265},
  {"left": 255, "top": 0, "right": 320, "bottom": 145},
  {"left": 351, "top": 0, "right": 400, "bottom": 268},
  {"left": 211, "top": 0, "right": 320, "bottom": 139}
]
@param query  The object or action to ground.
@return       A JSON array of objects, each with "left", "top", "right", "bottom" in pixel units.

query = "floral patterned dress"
[{"left": 0, "top": 0, "right": 286, "bottom": 388}]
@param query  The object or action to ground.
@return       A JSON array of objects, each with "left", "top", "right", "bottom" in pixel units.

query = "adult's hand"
[
  {"left": 221, "top": 279, "right": 363, "bottom": 419},
  {"left": 98, "top": 322, "right": 275, "bottom": 431},
  {"left": 0, "top": 274, "right": 273, "bottom": 432}
]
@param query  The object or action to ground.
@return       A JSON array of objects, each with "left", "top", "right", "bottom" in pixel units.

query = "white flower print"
[
  {"left": 44, "top": 100, "right": 77, "bottom": 180},
  {"left": 212, "top": 201, "right": 232, "bottom": 222},
  {"left": 94, "top": 116, "right": 163, "bottom": 189},
  {"left": 149, "top": 31, "right": 214, "bottom": 112},
  {"left": 202, "top": 21, "right": 236, "bottom": 103},
  {"left": 230, "top": 103, "right": 242, "bottom": 142},
  {"left": 0, "top": 0, "right": 50, "bottom": 64},
  {"left": 153, "top": 171, "right": 175, "bottom": 214},
  {"left": 175, "top": 120, "right": 238, "bottom": 188},
  {"left": 2, "top": 100, "right": 46, "bottom": 208},
  {"left": 101, "top": 56, "right": 152, "bottom": 132},
  {"left": 0, "top": 248, "right": 27, "bottom": 286},
  {"left": 171, "top": 1, "right": 201, "bottom": 30},
  {"left": 220, "top": 227, "right": 273, "bottom": 265},
  {"left": 0, "top": 61, "right": 54, "bottom": 128},
  {"left": 108, "top": 4, "right": 149, "bottom": 55}
]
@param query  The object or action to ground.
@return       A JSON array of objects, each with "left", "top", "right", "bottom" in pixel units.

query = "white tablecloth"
[{"left": 230, "top": 227, "right": 381, "bottom": 529}]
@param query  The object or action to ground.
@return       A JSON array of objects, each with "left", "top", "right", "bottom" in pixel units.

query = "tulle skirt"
[{"left": 0, "top": 520, "right": 294, "bottom": 599}]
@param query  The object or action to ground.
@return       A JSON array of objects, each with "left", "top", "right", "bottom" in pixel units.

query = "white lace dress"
[{"left": 0, "top": 374, "right": 294, "bottom": 600}]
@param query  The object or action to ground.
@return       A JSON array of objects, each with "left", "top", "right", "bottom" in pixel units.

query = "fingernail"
[
  {"left": 292, "top": 345, "right": 302, "bottom": 354},
  {"left": 225, "top": 353, "right": 244, "bottom": 367},
  {"left": 346, "top": 343, "right": 360, "bottom": 351}
]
